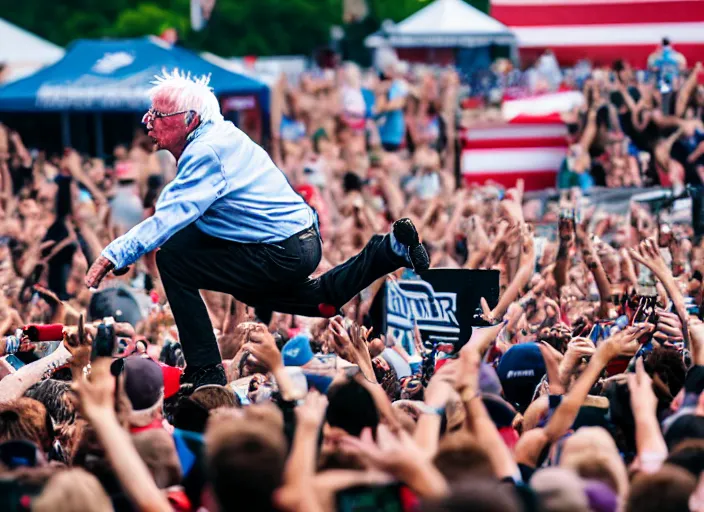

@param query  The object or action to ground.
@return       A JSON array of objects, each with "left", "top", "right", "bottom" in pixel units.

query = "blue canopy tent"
[{"left": 0, "top": 36, "right": 269, "bottom": 155}]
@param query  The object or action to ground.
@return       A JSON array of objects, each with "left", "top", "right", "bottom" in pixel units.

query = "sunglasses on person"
[{"left": 141, "top": 108, "right": 191, "bottom": 125}]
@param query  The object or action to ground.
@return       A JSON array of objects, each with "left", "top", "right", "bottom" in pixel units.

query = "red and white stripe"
[
  {"left": 461, "top": 114, "right": 568, "bottom": 191},
  {"left": 491, "top": 0, "right": 704, "bottom": 67}
]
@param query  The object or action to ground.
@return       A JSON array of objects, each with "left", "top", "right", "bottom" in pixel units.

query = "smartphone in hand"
[{"left": 91, "top": 322, "right": 116, "bottom": 361}]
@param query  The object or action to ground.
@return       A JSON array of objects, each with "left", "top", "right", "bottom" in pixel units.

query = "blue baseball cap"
[
  {"left": 497, "top": 343, "right": 546, "bottom": 413},
  {"left": 281, "top": 335, "right": 314, "bottom": 367}
]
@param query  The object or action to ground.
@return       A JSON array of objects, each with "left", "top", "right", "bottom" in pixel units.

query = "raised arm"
[
  {"left": 74, "top": 357, "right": 172, "bottom": 512},
  {"left": 488, "top": 227, "right": 535, "bottom": 322},
  {"left": 630, "top": 238, "right": 690, "bottom": 347},
  {"left": 628, "top": 358, "right": 668, "bottom": 472},
  {"left": 576, "top": 221, "right": 612, "bottom": 318},
  {"left": 675, "top": 63, "right": 702, "bottom": 117}
]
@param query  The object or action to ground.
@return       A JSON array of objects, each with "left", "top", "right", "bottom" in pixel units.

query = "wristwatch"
[{"left": 416, "top": 403, "right": 446, "bottom": 416}]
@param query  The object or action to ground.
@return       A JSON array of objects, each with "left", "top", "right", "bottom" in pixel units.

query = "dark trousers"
[{"left": 156, "top": 223, "right": 404, "bottom": 367}]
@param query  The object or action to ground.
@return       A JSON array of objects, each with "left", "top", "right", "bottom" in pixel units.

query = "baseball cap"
[
  {"left": 122, "top": 356, "right": 164, "bottom": 412},
  {"left": 159, "top": 363, "right": 183, "bottom": 400},
  {"left": 88, "top": 287, "right": 143, "bottom": 327},
  {"left": 497, "top": 343, "right": 546, "bottom": 413},
  {"left": 281, "top": 335, "right": 314, "bottom": 367}
]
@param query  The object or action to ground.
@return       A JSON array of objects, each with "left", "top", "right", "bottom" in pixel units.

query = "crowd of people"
[
  {"left": 0, "top": 48, "right": 703, "bottom": 512},
  {"left": 495, "top": 41, "right": 704, "bottom": 191}
]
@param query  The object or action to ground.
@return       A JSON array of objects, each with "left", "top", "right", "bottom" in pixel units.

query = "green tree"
[
  {"left": 2, "top": 0, "right": 490, "bottom": 58},
  {"left": 183, "top": 0, "right": 342, "bottom": 56},
  {"left": 111, "top": 3, "right": 189, "bottom": 39}
]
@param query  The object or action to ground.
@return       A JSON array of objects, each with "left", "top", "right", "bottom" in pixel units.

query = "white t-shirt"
[{"left": 341, "top": 86, "right": 366, "bottom": 130}]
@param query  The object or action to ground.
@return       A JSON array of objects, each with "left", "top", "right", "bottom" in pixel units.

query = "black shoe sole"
[
  {"left": 393, "top": 218, "right": 430, "bottom": 272},
  {"left": 181, "top": 364, "right": 227, "bottom": 390}
]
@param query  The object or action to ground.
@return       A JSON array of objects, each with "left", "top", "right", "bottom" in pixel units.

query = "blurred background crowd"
[{"left": 2, "top": 0, "right": 704, "bottom": 511}]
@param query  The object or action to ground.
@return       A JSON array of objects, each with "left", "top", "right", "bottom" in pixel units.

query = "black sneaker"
[
  {"left": 393, "top": 218, "right": 430, "bottom": 272},
  {"left": 181, "top": 363, "right": 227, "bottom": 390}
]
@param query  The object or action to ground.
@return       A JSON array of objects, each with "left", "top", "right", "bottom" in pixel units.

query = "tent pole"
[
  {"left": 60, "top": 112, "right": 71, "bottom": 149},
  {"left": 95, "top": 113, "right": 104, "bottom": 158}
]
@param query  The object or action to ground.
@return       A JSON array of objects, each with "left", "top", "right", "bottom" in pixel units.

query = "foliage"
[
  {"left": 2, "top": 0, "right": 490, "bottom": 57},
  {"left": 111, "top": 3, "right": 190, "bottom": 39}
]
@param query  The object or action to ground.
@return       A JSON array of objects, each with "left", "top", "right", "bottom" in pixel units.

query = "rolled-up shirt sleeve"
[{"left": 102, "top": 144, "right": 226, "bottom": 269}]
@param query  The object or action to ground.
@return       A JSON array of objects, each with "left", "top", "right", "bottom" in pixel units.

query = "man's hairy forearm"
[{"left": 0, "top": 344, "right": 72, "bottom": 402}]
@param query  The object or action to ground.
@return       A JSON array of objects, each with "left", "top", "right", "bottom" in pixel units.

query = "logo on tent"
[{"left": 92, "top": 52, "right": 135, "bottom": 74}]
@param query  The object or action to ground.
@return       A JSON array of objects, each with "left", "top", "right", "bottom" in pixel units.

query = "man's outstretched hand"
[{"left": 85, "top": 255, "right": 115, "bottom": 288}]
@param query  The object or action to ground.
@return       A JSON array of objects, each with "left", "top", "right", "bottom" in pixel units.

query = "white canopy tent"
[
  {"left": 366, "top": 0, "right": 516, "bottom": 49},
  {"left": 0, "top": 18, "right": 64, "bottom": 83}
]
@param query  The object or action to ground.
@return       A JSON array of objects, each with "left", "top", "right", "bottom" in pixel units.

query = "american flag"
[
  {"left": 460, "top": 92, "right": 582, "bottom": 191},
  {"left": 491, "top": 0, "right": 704, "bottom": 67}
]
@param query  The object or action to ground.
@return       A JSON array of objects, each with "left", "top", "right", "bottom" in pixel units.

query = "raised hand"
[
  {"left": 328, "top": 316, "right": 356, "bottom": 363},
  {"left": 64, "top": 316, "right": 95, "bottom": 374},
  {"left": 464, "top": 214, "right": 490, "bottom": 252},
  {"left": 85, "top": 255, "right": 115, "bottom": 289},
  {"left": 595, "top": 323, "right": 653, "bottom": 364},
  {"left": 538, "top": 341, "right": 566, "bottom": 395},
  {"left": 628, "top": 357, "right": 657, "bottom": 415},
  {"left": 500, "top": 179, "right": 524, "bottom": 226},
  {"left": 339, "top": 424, "right": 431, "bottom": 477},
  {"left": 629, "top": 238, "right": 670, "bottom": 278},
  {"left": 558, "top": 209, "right": 576, "bottom": 246},
  {"left": 653, "top": 308, "right": 684, "bottom": 343},
  {"left": 295, "top": 390, "right": 328, "bottom": 430},
  {"left": 245, "top": 327, "right": 284, "bottom": 372},
  {"left": 575, "top": 216, "right": 591, "bottom": 248},
  {"left": 560, "top": 338, "right": 595, "bottom": 368}
]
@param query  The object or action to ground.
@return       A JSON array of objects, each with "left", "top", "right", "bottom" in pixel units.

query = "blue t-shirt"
[
  {"left": 361, "top": 88, "right": 376, "bottom": 118},
  {"left": 654, "top": 47, "right": 681, "bottom": 92},
  {"left": 377, "top": 79, "right": 407, "bottom": 146}
]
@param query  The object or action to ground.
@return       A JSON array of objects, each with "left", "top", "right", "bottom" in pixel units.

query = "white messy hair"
[{"left": 149, "top": 68, "right": 224, "bottom": 124}]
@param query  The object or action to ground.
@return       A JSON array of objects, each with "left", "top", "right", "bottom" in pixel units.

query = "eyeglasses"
[{"left": 142, "top": 108, "right": 190, "bottom": 125}]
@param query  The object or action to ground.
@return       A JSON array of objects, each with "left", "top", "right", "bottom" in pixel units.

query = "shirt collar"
[{"left": 186, "top": 120, "right": 214, "bottom": 144}]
